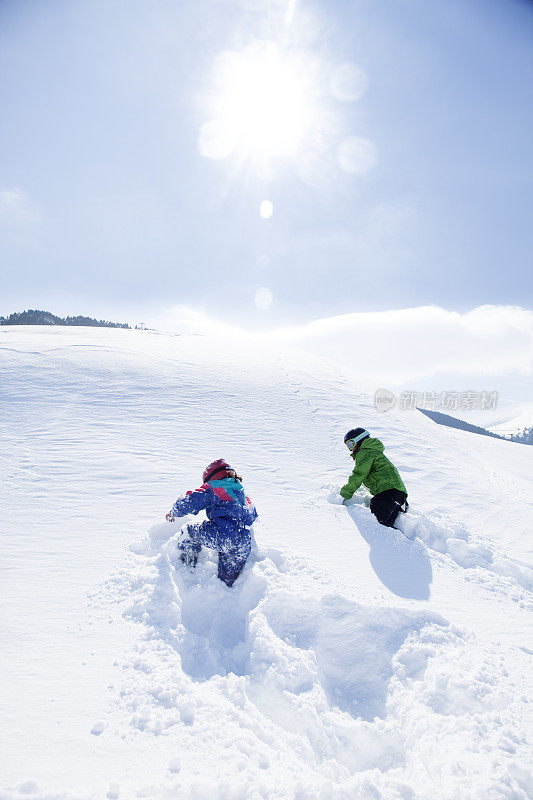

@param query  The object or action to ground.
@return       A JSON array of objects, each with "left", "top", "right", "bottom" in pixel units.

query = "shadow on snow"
[{"left": 346, "top": 505, "right": 433, "bottom": 601}]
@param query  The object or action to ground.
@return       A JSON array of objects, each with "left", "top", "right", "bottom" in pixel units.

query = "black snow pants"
[{"left": 370, "top": 489, "right": 408, "bottom": 529}]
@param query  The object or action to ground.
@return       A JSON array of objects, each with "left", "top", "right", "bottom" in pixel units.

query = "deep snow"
[{"left": 0, "top": 326, "right": 532, "bottom": 800}]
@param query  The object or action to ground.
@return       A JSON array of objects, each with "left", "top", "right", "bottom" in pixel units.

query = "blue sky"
[{"left": 1, "top": 0, "right": 532, "bottom": 327}]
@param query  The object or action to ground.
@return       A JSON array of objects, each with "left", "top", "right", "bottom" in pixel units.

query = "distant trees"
[
  {"left": 1, "top": 309, "right": 130, "bottom": 328},
  {"left": 2, "top": 310, "right": 63, "bottom": 325},
  {"left": 509, "top": 426, "right": 533, "bottom": 445},
  {"left": 63, "top": 314, "right": 130, "bottom": 328}
]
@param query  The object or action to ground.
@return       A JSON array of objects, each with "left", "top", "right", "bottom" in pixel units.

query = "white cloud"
[
  {"left": 155, "top": 306, "right": 242, "bottom": 338},
  {"left": 262, "top": 305, "right": 533, "bottom": 386},
  {"left": 155, "top": 305, "right": 532, "bottom": 396}
]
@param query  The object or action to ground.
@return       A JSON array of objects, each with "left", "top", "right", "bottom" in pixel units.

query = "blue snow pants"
[{"left": 178, "top": 520, "right": 252, "bottom": 587}]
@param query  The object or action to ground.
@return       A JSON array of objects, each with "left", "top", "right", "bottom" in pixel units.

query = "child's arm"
[
  {"left": 340, "top": 451, "right": 374, "bottom": 500},
  {"left": 169, "top": 485, "right": 212, "bottom": 518}
]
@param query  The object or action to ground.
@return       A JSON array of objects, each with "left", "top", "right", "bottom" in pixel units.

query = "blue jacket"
[{"left": 171, "top": 478, "right": 258, "bottom": 542}]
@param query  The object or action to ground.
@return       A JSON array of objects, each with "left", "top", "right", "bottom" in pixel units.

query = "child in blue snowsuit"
[{"left": 166, "top": 459, "right": 258, "bottom": 587}]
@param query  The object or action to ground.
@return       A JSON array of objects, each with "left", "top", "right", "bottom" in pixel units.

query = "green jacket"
[{"left": 340, "top": 437, "right": 407, "bottom": 500}]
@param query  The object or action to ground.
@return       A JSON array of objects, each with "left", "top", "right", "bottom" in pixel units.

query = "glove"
[{"left": 166, "top": 512, "right": 175, "bottom": 522}]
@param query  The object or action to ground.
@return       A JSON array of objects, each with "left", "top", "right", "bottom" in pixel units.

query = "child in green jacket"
[{"left": 340, "top": 428, "right": 408, "bottom": 529}]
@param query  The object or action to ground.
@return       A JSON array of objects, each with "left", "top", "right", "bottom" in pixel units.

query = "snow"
[{"left": 1, "top": 325, "right": 532, "bottom": 800}]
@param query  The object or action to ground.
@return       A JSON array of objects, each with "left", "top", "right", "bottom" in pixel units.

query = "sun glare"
[{"left": 199, "top": 43, "right": 317, "bottom": 164}]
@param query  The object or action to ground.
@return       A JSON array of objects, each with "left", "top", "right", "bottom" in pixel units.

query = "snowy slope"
[{"left": 1, "top": 326, "right": 532, "bottom": 800}]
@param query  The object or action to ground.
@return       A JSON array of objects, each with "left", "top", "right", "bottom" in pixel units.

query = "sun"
[{"left": 199, "top": 43, "right": 318, "bottom": 165}]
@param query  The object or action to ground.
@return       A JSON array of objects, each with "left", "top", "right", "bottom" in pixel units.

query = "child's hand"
[{"left": 165, "top": 512, "right": 175, "bottom": 522}]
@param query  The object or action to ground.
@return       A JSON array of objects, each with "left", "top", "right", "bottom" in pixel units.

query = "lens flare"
[
  {"left": 259, "top": 200, "right": 274, "bottom": 219},
  {"left": 337, "top": 137, "right": 377, "bottom": 175},
  {"left": 254, "top": 287, "right": 273, "bottom": 310}
]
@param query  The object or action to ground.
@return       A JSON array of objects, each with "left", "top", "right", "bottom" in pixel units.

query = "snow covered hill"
[{"left": 1, "top": 326, "right": 532, "bottom": 800}]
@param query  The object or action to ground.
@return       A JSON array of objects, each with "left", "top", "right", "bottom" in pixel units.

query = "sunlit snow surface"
[{"left": 1, "top": 326, "right": 532, "bottom": 800}]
